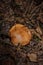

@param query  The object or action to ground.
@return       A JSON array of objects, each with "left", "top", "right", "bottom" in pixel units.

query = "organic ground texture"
[{"left": 0, "top": 0, "right": 43, "bottom": 65}]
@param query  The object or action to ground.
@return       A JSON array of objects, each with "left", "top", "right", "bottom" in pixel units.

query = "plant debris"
[{"left": 0, "top": 0, "right": 43, "bottom": 65}]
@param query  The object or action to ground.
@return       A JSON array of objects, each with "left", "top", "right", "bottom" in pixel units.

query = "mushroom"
[{"left": 9, "top": 24, "right": 32, "bottom": 46}]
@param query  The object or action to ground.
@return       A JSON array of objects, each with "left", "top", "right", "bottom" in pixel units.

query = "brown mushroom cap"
[{"left": 9, "top": 24, "right": 32, "bottom": 46}]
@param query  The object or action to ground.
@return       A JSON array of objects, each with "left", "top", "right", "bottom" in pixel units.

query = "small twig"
[
  {"left": 31, "top": 2, "right": 43, "bottom": 14},
  {"left": 28, "top": 0, "right": 34, "bottom": 14}
]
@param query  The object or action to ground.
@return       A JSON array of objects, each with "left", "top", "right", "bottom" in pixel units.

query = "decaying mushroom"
[{"left": 9, "top": 24, "right": 32, "bottom": 46}]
